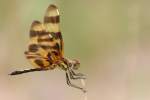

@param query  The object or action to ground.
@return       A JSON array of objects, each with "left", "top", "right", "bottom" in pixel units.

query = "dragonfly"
[{"left": 9, "top": 4, "right": 86, "bottom": 93}]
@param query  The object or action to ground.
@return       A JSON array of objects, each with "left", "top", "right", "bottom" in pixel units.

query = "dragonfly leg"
[
  {"left": 65, "top": 71, "right": 86, "bottom": 93},
  {"left": 68, "top": 68, "right": 86, "bottom": 80}
]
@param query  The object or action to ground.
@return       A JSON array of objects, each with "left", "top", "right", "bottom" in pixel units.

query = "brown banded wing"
[
  {"left": 25, "top": 21, "right": 53, "bottom": 68},
  {"left": 25, "top": 4, "right": 64, "bottom": 68},
  {"left": 38, "top": 4, "right": 64, "bottom": 61}
]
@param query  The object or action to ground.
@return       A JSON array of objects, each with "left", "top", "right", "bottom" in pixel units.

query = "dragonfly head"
[{"left": 69, "top": 59, "right": 80, "bottom": 70}]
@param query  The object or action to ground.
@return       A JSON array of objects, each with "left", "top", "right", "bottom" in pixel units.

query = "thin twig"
[{"left": 81, "top": 79, "right": 87, "bottom": 100}]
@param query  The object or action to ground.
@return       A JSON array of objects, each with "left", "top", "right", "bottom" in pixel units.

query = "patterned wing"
[
  {"left": 37, "top": 4, "right": 64, "bottom": 62},
  {"left": 24, "top": 21, "right": 55, "bottom": 69}
]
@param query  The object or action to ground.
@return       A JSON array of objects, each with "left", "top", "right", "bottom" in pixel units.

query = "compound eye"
[
  {"left": 68, "top": 62, "right": 72, "bottom": 67},
  {"left": 72, "top": 62, "right": 80, "bottom": 70}
]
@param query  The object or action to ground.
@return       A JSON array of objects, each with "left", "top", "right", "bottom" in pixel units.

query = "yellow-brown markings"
[
  {"left": 12, "top": 4, "right": 64, "bottom": 71},
  {"left": 44, "top": 5, "right": 60, "bottom": 33},
  {"left": 44, "top": 16, "right": 59, "bottom": 23}
]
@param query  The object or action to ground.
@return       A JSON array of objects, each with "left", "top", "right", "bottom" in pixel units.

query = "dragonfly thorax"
[{"left": 62, "top": 58, "right": 80, "bottom": 70}]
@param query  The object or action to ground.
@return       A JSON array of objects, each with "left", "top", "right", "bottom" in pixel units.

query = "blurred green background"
[{"left": 0, "top": 0, "right": 150, "bottom": 100}]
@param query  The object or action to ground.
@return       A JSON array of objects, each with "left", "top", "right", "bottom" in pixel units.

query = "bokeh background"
[{"left": 0, "top": 0, "right": 150, "bottom": 100}]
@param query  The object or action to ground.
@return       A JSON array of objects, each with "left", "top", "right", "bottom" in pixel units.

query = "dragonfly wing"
[
  {"left": 41, "top": 4, "right": 64, "bottom": 59},
  {"left": 25, "top": 21, "right": 53, "bottom": 68}
]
